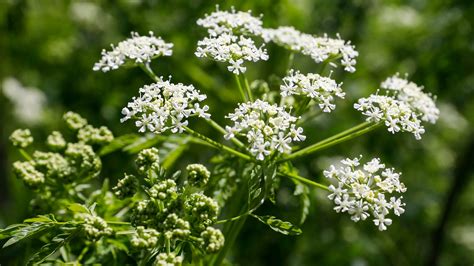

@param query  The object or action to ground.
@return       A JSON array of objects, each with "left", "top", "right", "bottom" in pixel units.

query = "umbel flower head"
[
  {"left": 323, "top": 156, "right": 406, "bottom": 231},
  {"left": 354, "top": 75, "right": 439, "bottom": 140},
  {"left": 121, "top": 79, "right": 210, "bottom": 134},
  {"left": 381, "top": 73, "right": 439, "bottom": 124},
  {"left": 281, "top": 69, "right": 345, "bottom": 112},
  {"left": 197, "top": 6, "right": 263, "bottom": 36},
  {"left": 195, "top": 33, "right": 268, "bottom": 74},
  {"left": 262, "top": 26, "right": 359, "bottom": 72},
  {"left": 196, "top": 6, "right": 268, "bottom": 75},
  {"left": 93, "top": 31, "right": 173, "bottom": 72},
  {"left": 224, "top": 99, "right": 305, "bottom": 160}
]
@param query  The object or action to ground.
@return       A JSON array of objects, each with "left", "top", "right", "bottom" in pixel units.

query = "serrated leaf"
[
  {"left": 3, "top": 223, "right": 55, "bottom": 248},
  {"left": 67, "top": 203, "right": 89, "bottom": 214},
  {"left": 98, "top": 134, "right": 141, "bottom": 156},
  {"left": 252, "top": 215, "right": 302, "bottom": 236},
  {"left": 247, "top": 166, "right": 263, "bottom": 208},
  {"left": 263, "top": 164, "right": 277, "bottom": 204},
  {"left": 27, "top": 230, "right": 78, "bottom": 265},
  {"left": 294, "top": 183, "right": 311, "bottom": 224},
  {"left": 0, "top": 224, "right": 26, "bottom": 240}
]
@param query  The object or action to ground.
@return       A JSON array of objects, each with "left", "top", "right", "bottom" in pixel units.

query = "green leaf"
[
  {"left": 107, "top": 239, "right": 129, "bottom": 253},
  {"left": 98, "top": 134, "right": 141, "bottom": 156},
  {"left": 294, "top": 183, "right": 311, "bottom": 224},
  {"left": 27, "top": 229, "right": 78, "bottom": 265},
  {"left": 67, "top": 203, "right": 89, "bottom": 214},
  {"left": 161, "top": 137, "right": 191, "bottom": 169},
  {"left": 247, "top": 165, "right": 263, "bottom": 208},
  {"left": 24, "top": 215, "right": 53, "bottom": 223},
  {"left": 252, "top": 215, "right": 302, "bottom": 236},
  {"left": 123, "top": 134, "right": 164, "bottom": 154},
  {"left": 263, "top": 164, "right": 277, "bottom": 204},
  {"left": 3, "top": 222, "right": 56, "bottom": 248},
  {"left": 0, "top": 224, "right": 26, "bottom": 240}
]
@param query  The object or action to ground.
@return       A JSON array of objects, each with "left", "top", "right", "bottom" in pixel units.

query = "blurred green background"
[{"left": 1, "top": 0, "right": 473, "bottom": 265}]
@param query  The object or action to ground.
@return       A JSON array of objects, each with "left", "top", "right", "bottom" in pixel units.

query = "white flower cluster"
[
  {"left": 121, "top": 80, "right": 210, "bottom": 134},
  {"left": 197, "top": 6, "right": 263, "bottom": 36},
  {"left": 93, "top": 31, "right": 173, "bottom": 72},
  {"left": 196, "top": 7, "right": 268, "bottom": 74},
  {"left": 281, "top": 69, "right": 345, "bottom": 112},
  {"left": 262, "top": 26, "right": 359, "bottom": 72},
  {"left": 224, "top": 100, "right": 305, "bottom": 160},
  {"left": 195, "top": 33, "right": 269, "bottom": 74},
  {"left": 323, "top": 156, "right": 406, "bottom": 231},
  {"left": 381, "top": 74, "right": 439, "bottom": 124},
  {"left": 354, "top": 94, "right": 425, "bottom": 139},
  {"left": 355, "top": 75, "right": 439, "bottom": 140}
]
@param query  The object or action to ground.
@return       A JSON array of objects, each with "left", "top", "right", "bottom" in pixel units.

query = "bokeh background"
[{"left": 1, "top": 0, "right": 473, "bottom": 265}]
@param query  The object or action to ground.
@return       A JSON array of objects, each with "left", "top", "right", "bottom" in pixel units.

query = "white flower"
[
  {"left": 381, "top": 73, "right": 439, "bottom": 124},
  {"left": 93, "top": 31, "right": 173, "bottom": 72},
  {"left": 197, "top": 6, "right": 263, "bottom": 36},
  {"left": 262, "top": 26, "right": 359, "bottom": 72},
  {"left": 323, "top": 155, "right": 406, "bottom": 231},
  {"left": 121, "top": 79, "right": 210, "bottom": 134},
  {"left": 281, "top": 69, "right": 345, "bottom": 112},
  {"left": 224, "top": 100, "right": 305, "bottom": 160},
  {"left": 195, "top": 33, "right": 268, "bottom": 74},
  {"left": 373, "top": 213, "right": 392, "bottom": 231}
]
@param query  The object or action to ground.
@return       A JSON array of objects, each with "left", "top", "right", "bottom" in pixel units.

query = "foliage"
[{"left": 1, "top": 1, "right": 473, "bottom": 266}]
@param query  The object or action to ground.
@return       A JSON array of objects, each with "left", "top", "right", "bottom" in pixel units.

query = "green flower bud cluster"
[
  {"left": 186, "top": 164, "right": 210, "bottom": 188},
  {"left": 200, "top": 226, "right": 225, "bottom": 253},
  {"left": 9, "top": 129, "right": 33, "bottom": 148},
  {"left": 131, "top": 226, "right": 160, "bottom": 248},
  {"left": 12, "top": 161, "right": 45, "bottom": 187},
  {"left": 46, "top": 131, "right": 66, "bottom": 151},
  {"left": 132, "top": 200, "right": 159, "bottom": 226},
  {"left": 183, "top": 193, "right": 219, "bottom": 231},
  {"left": 149, "top": 180, "right": 178, "bottom": 202},
  {"left": 155, "top": 252, "right": 183, "bottom": 266},
  {"left": 63, "top": 111, "right": 88, "bottom": 131},
  {"left": 124, "top": 149, "right": 224, "bottom": 259},
  {"left": 112, "top": 173, "right": 138, "bottom": 199},
  {"left": 33, "top": 151, "right": 71, "bottom": 179},
  {"left": 9, "top": 112, "right": 113, "bottom": 205},
  {"left": 82, "top": 214, "right": 114, "bottom": 241},
  {"left": 65, "top": 142, "right": 102, "bottom": 178},
  {"left": 77, "top": 125, "right": 114, "bottom": 145},
  {"left": 135, "top": 147, "right": 160, "bottom": 175},
  {"left": 163, "top": 213, "right": 191, "bottom": 240}
]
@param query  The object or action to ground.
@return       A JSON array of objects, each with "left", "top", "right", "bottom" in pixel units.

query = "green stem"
[
  {"left": 242, "top": 74, "right": 253, "bottom": 101},
  {"left": 216, "top": 210, "right": 252, "bottom": 224},
  {"left": 278, "top": 172, "right": 329, "bottom": 191},
  {"left": 234, "top": 74, "right": 247, "bottom": 101},
  {"left": 295, "top": 97, "right": 311, "bottom": 116},
  {"left": 286, "top": 52, "right": 294, "bottom": 74},
  {"left": 311, "top": 121, "right": 372, "bottom": 147},
  {"left": 106, "top": 221, "right": 131, "bottom": 226},
  {"left": 205, "top": 119, "right": 245, "bottom": 149},
  {"left": 139, "top": 63, "right": 161, "bottom": 82},
  {"left": 279, "top": 121, "right": 381, "bottom": 162},
  {"left": 184, "top": 126, "right": 253, "bottom": 161},
  {"left": 19, "top": 148, "right": 32, "bottom": 161},
  {"left": 211, "top": 174, "right": 249, "bottom": 266}
]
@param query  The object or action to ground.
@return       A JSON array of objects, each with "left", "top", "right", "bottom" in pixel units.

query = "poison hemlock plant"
[{"left": 2, "top": 6, "right": 439, "bottom": 265}]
